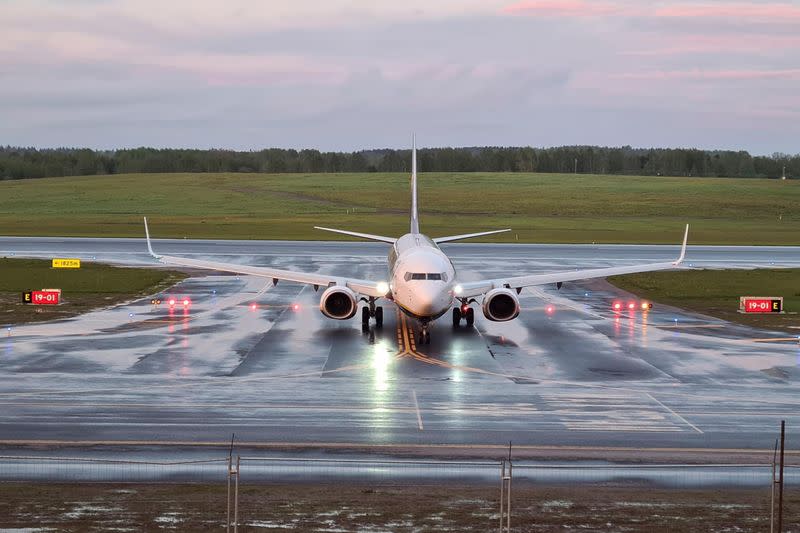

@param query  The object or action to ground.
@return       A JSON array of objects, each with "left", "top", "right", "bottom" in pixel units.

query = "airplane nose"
[{"left": 415, "top": 286, "right": 450, "bottom": 315}]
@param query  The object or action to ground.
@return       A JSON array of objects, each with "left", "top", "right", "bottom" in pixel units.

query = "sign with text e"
[
  {"left": 52, "top": 258, "right": 81, "bottom": 269},
  {"left": 22, "top": 291, "right": 32, "bottom": 304},
  {"left": 739, "top": 296, "right": 783, "bottom": 314}
]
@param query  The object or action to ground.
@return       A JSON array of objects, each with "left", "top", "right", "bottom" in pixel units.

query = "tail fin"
[{"left": 410, "top": 134, "right": 419, "bottom": 234}]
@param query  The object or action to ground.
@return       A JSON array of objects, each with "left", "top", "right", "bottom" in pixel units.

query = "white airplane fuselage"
[{"left": 388, "top": 233, "right": 456, "bottom": 321}]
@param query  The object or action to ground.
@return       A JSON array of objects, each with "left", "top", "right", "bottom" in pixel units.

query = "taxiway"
[{"left": 0, "top": 238, "right": 798, "bottom": 458}]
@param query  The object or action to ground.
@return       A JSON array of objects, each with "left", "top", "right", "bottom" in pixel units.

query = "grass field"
[
  {"left": 0, "top": 482, "right": 794, "bottom": 532},
  {"left": 0, "top": 258, "right": 186, "bottom": 325},
  {"left": 609, "top": 268, "right": 800, "bottom": 332},
  {"left": 0, "top": 172, "right": 798, "bottom": 244}
]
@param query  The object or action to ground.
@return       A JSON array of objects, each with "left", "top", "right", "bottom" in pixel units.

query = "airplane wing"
[
  {"left": 456, "top": 225, "right": 689, "bottom": 298},
  {"left": 314, "top": 226, "right": 396, "bottom": 243},
  {"left": 433, "top": 229, "right": 511, "bottom": 244},
  {"left": 144, "top": 218, "right": 389, "bottom": 298}
]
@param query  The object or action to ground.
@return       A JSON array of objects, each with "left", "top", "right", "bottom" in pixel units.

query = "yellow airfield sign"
[{"left": 52, "top": 258, "right": 81, "bottom": 269}]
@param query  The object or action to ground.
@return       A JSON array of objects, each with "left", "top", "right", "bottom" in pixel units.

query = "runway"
[{"left": 0, "top": 237, "right": 799, "bottom": 459}]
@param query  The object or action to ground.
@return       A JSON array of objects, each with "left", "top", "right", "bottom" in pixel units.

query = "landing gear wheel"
[
  {"left": 465, "top": 307, "right": 475, "bottom": 327},
  {"left": 418, "top": 327, "right": 431, "bottom": 345},
  {"left": 375, "top": 306, "right": 383, "bottom": 328},
  {"left": 452, "top": 307, "right": 462, "bottom": 327},
  {"left": 361, "top": 306, "right": 370, "bottom": 325}
]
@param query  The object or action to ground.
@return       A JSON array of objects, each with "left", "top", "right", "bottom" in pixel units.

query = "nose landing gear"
[{"left": 418, "top": 324, "right": 431, "bottom": 345}]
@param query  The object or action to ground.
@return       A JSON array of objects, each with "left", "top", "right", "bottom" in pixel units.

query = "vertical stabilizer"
[{"left": 410, "top": 134, "right": 420, "bottom": 233}]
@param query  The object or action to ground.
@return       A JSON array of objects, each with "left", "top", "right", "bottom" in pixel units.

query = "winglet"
[
  {"left": 674, "top": 224, "right": 689, "bottom": 265},
  {"left": 143, "top": 217, "right": 160, "bottom": 259}
]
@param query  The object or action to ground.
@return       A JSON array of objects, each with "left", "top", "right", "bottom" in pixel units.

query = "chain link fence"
[
  {"left": 0, "top": 455, "right": 797, "bottom": 487},
  {"left": 0, "top": 455, "right": 798, "bottom": 532}
]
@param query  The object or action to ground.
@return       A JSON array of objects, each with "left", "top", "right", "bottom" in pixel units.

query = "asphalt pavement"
[{"left": 0, "top": 237, "right": 798, "bottom": 461}]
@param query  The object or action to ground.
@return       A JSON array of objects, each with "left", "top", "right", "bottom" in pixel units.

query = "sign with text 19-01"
[
  {"left": 22, "top": 289, "right": 61, "bottom": 305},
  {"left": 739, "top": 296, "right": 783, "bottom": 314},
  {"left": 52, "top": 258, "right": 81, "bottom": 269}
]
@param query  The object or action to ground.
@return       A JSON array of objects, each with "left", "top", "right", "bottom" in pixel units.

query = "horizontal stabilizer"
[
  {"left": 314, "top": 226, "right": 396, "bottom": 244},
  {"left": 434, "top": 229, "right": 511, "bottom": 244}
]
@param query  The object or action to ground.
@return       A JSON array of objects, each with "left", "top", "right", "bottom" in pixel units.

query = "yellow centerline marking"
[{"left": 393, "top": 310, "right": 519, "bottom": 380}]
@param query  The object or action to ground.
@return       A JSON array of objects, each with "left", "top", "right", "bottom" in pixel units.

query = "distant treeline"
[{"left": 0, "top": 145, "right": 797, "bottom": 180}]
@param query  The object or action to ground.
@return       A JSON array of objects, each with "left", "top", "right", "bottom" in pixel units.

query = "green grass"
[
  {"left": 0, "top": 172, "right": 798, "bottom": 244},
  {"left": 0, "top": 258, "right": 186, "bottom": 325},
  {"left": 609, "top": 269, "right": 800, "bottom": 332}
]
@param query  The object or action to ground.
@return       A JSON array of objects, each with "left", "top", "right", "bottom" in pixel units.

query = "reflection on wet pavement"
[{"left": 0, "top": 239, "right": 798, "bottom": 453}]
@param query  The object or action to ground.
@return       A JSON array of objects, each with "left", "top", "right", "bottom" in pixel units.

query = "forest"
[{"left": 0, "top": 145, "right": 796, "bottom": 180}]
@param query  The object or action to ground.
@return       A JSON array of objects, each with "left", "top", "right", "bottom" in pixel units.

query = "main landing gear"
[
  {"left": 452, "top": 304, "right": 475, "bottom": 327},
  {"left": 361, "top": 297, "right": 383, "bottom": 331}
]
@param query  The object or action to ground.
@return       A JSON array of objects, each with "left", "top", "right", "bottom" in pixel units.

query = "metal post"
[
  {"left": 226, "top": 455, "right": 232, "bottom": 533},
  {"left": 499, "top": 460, "right": 505, "bottom": 532},
  {"left": 777, "top": 420, "right": 785, "bottom": 533},
  {"left": 771, "top": 438, "right": 778, "bottom": 533},
  {"left": 499, "top": 446, "right": 513, "bottom": 533},
  {"left": 234, "top": 455, "right": 240, "bottom": 533},
  {"left": 227, "top": 433, "right": 235, "bottom": 533},
  {"left": 506, "top": 460, "right": 512, "bottom": 533}
]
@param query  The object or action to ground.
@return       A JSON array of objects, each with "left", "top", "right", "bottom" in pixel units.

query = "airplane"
[{"left": 143, "top": 138, "right": 688, "bottom": 344}]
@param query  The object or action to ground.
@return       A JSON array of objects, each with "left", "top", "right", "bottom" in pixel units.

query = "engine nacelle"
[
  {"left": 482, "top": 288, "right": 520, "bottom": 322},
  {"left": 319, "top": 286, "right": 358, "bottom": 320}
]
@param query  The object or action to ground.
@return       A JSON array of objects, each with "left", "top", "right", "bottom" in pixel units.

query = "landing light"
[
  {"left": 376, "top": 281, "right": 389, "bottom": 295},
  {"left": 454, "top": 285, "right": 463, "bottom": 295}
]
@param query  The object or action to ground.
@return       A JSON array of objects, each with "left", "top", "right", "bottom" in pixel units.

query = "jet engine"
[
  {"left": 319, "top": 286, "right": 358, "bottom": 320},
  {"left": 481, "top": 288, "right": 520, "bottom": 322}
]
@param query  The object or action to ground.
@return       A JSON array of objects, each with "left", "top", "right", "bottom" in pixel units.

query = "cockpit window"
[{"left": 404, "top": 272, "right": 446, "bottom": 281}]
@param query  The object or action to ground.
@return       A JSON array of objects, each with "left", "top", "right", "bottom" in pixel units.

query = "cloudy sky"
[{"left": 1, "top": 0, "right": 798, "bottom": 154}]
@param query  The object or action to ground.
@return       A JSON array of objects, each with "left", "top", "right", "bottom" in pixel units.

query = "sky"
[{"left": 1, "top": 0, "right": 798, "bottom": 154}]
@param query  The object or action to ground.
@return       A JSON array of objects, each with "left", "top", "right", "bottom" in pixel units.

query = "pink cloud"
[
  {"left": 622, "top": 34, "right": 800, "bottom": 56},
  {"left": 655, "top": 3, "right": 800, "bottom": 21},
  {"left": 614, "top": 69, "right": 800, "bottom": 81},
  {"left": 503, "top": 1, "right": 800, "bottom": 22},
  {"left": 502, "top": 0, "right": 623, "bottom": 17}
]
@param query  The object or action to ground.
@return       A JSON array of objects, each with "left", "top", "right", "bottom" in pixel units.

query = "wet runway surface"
[{"left": 1, "top": 238, "right": 799, "bottom": 455}]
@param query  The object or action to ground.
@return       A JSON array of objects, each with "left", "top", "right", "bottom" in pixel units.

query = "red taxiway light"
[
  {"left": 182, "top": 298, "right": 191, "bottom": 307},
  {"left": 613, "top": 302, "right": 622, "bottom": 311},
  {"left": 250, "top": 303, "right": 258, "bottom": 311},
  {"left": 292, "top": 303, "right": 300, "bottom": 311},
  {"left": 168, "top": 298, "right": 177, "bottom": 307},
  {"left": 628, "top": 302, "right": 636, "bottom": 310}
]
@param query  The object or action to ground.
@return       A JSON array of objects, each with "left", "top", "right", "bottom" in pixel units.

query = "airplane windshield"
[{"left": 404, "top": 272, "right": 446, "bottom": 281}]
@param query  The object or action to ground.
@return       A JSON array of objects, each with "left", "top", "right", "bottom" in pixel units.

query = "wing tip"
[
  {"left": 675, "top": 224, "right": 689, "bottom": 264},
  {"left": 143, "top": 217, "right": 160, "bottom": 259}
]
